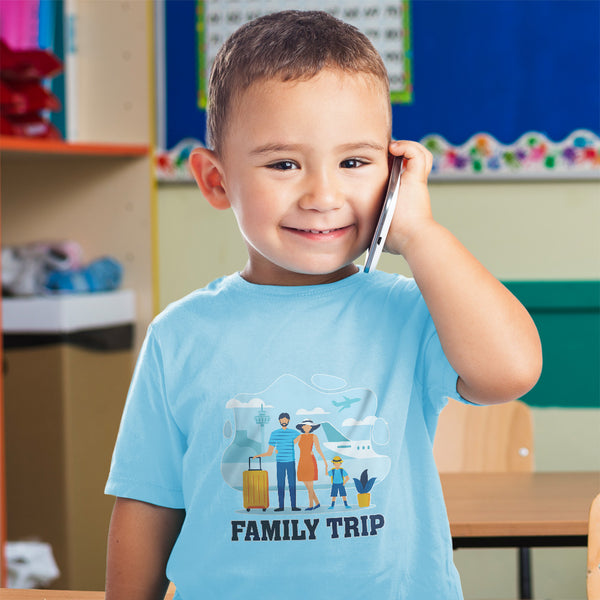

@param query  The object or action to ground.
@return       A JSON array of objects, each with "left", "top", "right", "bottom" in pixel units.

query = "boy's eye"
[
  {"left": 268, "top": 160, "right": 298, "bottom": 171},
  {"left": 340, "top": 158, "right": 366, "bottom": 169}
]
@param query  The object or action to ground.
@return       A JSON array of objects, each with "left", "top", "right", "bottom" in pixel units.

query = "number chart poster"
[
  {"left": 156, "top": 0, "right": 599, "bottom": 180},
  {"left": 197, "top": 1, "right": 412, "bottom": 108}
]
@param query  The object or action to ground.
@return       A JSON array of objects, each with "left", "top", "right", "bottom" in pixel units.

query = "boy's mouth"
[{"left": 283, "top": 225, "right": 352, "bottom": 236}]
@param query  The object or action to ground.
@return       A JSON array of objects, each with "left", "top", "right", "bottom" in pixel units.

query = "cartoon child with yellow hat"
[{"left": 327, "top": 456, "right": 351, "bottom": 509}]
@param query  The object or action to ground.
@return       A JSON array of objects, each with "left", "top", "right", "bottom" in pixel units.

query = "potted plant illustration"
[{"left": 353, "top": 469, "right": 376, "bottom": 507}]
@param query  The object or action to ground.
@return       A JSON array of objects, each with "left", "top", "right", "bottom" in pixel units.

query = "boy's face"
[{"left": 217, "top": 69, "right": 391, "bottom": 286}]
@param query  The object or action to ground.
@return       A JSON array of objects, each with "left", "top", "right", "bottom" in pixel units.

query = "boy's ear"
[{"left": 189, "top": 148, "right": 230, "bottom": 210}]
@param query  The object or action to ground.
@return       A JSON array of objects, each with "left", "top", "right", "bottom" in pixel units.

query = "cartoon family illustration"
[{"left": 254, "top": 413, "right": 353, "bottom": 511}]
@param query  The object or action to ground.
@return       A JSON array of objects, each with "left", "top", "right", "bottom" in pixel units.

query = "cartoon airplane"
[{"left": 331, "top": 396, "right": 361, "bottom": 411}]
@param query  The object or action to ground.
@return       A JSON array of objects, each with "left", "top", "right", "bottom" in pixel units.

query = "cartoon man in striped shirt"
[{"left": 254, "top": 413, "right": 300, "bottom": 511}]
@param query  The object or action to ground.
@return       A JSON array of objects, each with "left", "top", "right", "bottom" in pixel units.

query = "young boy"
[
  {"left": 328, "top": 456, "right": 351, "bottom": 509},
  {"left": 105, "top": 10, "right": 541, "bottom": 600}
]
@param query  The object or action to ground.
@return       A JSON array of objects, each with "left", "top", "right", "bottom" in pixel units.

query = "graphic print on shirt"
[{"left": 221, "top": 373, "right": 391, "bottom": 517}]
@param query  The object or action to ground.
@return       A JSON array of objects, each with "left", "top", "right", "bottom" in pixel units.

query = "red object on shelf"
[
  {"left": 0, "top": 40, "right": 62, "bottom": 81},
  {"left": 1, "top": 79, "right": 61, "bottom": 115},
  {"left": 1, "top": 113, "right": 62, "bottom": 139},
  {"left": 0, "top": 79, "right": 26, "bottom": 113},
  {"left": 0, "top": 40, "right": 63, "bottom": 139}
]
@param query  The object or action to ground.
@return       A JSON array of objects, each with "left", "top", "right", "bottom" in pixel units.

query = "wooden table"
[
  {"left": 442, "top": 471, "right": 599, "bottom": 600},
  {"left": 441, "top": 471, "right": 599, "bottom": 548}
]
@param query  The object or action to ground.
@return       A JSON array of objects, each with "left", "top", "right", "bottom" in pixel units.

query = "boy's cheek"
[{"left": 363, "top": 197, "right": 386, "bottom": 243}]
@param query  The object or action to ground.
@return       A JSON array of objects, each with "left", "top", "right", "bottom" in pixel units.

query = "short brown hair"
[{"left": 207, "top": 10, "right": 390, "bottom": 156}]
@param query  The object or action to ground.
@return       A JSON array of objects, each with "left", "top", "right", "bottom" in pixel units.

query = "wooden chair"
[
  {"left": 434, "top": 398, "right": 533, "bottom": 473},
  {"left": 434, "top": 398, "right": 534, "bottom": 599},
  {"left": 589, "top": 493, "right": 600, "bottom": 600}
]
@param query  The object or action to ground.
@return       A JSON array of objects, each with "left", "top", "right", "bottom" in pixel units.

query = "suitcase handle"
[{"left": 248, "top": 456, "right": 262, "bottom": 470}]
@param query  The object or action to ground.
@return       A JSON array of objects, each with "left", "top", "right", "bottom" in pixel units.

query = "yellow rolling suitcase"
[{"left": 243, "top": 456, "right": 269, "bottom": 511}]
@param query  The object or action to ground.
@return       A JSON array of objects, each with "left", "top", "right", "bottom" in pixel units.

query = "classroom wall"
[{"left": 156, "top": 178, "right": 599, "bottom": 599}]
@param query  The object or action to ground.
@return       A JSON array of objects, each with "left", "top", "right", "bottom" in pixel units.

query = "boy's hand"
[
  {"left": 383, "top": 140, "right": 435, "bottom": 257},
  {"left": 382, "top": 141, "right": 542, "bottom": 405}
]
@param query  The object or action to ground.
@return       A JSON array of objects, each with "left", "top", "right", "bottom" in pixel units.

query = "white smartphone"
[{"left": 364, "top": 156, "right": 404, "bottom": 273}]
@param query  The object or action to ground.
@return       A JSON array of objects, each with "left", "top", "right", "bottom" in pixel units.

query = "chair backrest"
[
  {"left": 589, "top": 494, "right": 600, "bottom": 600},
  {"left": 433, "top": 399, "right": 534, "bottom": 473}
]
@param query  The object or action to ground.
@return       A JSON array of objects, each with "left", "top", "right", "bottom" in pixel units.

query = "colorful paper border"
[
  {"left": 156, "top": 129, "right": 600, "bottom": 182},
  {"left": 424, "top": 129, "right": 600, "bottom": 180}
]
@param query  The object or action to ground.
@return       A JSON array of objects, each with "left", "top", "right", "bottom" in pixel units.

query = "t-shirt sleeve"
[
  {"left": 417, "top": 317, "right": 475, "bottom": 415},
  {"left": 105, "top": 324, "right": 186, "bottom": 508}
]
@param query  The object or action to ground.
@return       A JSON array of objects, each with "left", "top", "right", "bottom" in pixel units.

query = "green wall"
[{"left": 506, "top": 281, "right": 600, "bottom": 408}]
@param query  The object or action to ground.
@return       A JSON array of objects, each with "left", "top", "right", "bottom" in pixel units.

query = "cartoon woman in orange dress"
[{"left": 294, "top": 419, "right": 328, "bottom": 510}]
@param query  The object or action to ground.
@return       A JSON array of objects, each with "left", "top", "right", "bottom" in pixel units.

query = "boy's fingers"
[{"left": 389, "top": 140, "right": 433, "bottom": 179}]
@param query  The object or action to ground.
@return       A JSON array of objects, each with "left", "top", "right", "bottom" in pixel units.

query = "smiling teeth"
[{"left": 292, "top": 227, "right": 343, "bottom": 234}]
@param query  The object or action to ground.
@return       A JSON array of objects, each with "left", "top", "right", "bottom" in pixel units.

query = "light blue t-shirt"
[
  {"left": 106, "top": 270, "right": 466, "bottom": 599},
  {"left": 268, "top": 428, "right": 299, "bottom": 462}
]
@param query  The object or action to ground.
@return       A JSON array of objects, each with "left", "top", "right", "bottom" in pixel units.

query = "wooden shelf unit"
[
  {"left": 1, "top": 0, "right": 156, "bottom": 344},
  {"left": 0, "top": 0, "right": 155, "bottom": 589}
]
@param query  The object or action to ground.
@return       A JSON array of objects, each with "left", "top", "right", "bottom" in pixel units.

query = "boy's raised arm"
[
  {"left": 106, "top": 497, "right": 185, "bottom": 600},
  {"left": 386, "top": 141, "right": 543, "bottom": 405}
]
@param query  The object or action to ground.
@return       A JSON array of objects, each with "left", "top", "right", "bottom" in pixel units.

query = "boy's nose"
[{"left": 298, "top": 169, "right": 343, "bottom": 212}]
